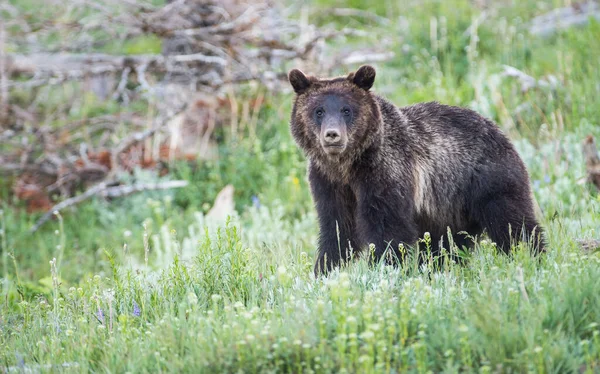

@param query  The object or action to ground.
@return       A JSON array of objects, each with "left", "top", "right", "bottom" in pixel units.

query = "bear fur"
[{"left": 288, "top": 65, "right": 545, "bottom": 276}]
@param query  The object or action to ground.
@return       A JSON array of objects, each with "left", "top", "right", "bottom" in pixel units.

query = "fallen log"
[{"left": 3, "top": 52, "right": 227, "bottom": 89}]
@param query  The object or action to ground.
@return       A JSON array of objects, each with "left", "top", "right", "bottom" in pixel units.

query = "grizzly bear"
[{"left": 288, "top": 65, "right": 545, "bottom": 276}]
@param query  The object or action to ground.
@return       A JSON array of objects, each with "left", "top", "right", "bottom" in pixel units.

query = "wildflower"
[
  {"left": 233, "top": 301, "right": 245, "bottom": 309},
  {"left": 16, "top": 353, "right": 24, "bottom": 368},
  {"left": 339, "top": 272, "right": 350, "bottom": 288},
  {"left": 187, "top": 292, "right": 198, "bottom": 306},
  {"left": 97, "top": 307, "right": 105, "bottom": 324},
  {"left": 368, "top": 323, "right": 381, "bottom": 332},
  {"left": 277, "top": 265, "right": 292, "bottom": 286},
  {"left": 251, "top": 195, "right": 261, "bottom": 209},
  {"left": 133, "top": 301, "right": 141, "bottom": 317}
]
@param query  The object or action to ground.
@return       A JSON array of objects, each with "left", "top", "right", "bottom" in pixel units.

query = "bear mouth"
[{"left": 323, "top": 144, "right": 346, "bottom": 155}]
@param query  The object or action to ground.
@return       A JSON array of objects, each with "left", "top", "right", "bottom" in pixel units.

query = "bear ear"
[
  {"left": 351, "top": 65, "right": 376, "bottom": 91},
  {"left": 288, "top": 69, "right": 312, "bottom": 94}
]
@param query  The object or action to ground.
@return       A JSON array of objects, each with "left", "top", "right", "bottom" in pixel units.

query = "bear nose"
[{"left": 324, "top": 129, "right": 341, "bottom": 143}]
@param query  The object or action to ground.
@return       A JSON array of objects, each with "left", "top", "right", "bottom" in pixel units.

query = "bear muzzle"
[{"left": 320, "top": 122, "right": 348, "bottom": 155}]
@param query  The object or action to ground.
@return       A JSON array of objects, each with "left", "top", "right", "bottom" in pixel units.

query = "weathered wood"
[
  {"left": 5, "top": 53, "right": 225, "bottom": 81},
  {"left": 2, "top": 0, "right": 396, "bottom": 219},
  {"left": 529, "top": 1, "right": 600, "bottom": 37},
  {"left": 30, "top": 180, "right": 189, "bottom": 232},
  {"left": 583, "top": 135, "right": 600, "bottom": 190}
]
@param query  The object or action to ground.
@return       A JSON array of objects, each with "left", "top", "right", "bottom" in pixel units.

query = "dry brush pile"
[{"left": 0, "top": 0, "right": 393, "bottom": 230}]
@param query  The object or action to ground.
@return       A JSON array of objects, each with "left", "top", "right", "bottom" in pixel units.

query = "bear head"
[{"left": 288, "top": 65, "right": 382, "bottom": 161}]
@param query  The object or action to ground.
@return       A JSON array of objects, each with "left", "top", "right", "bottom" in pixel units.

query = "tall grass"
[{"left": 2, "top": 0, "right": 600, "bottom": 371}]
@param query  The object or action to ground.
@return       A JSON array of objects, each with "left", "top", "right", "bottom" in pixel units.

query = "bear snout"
[
  {"left": 324, "top": 129, "right": 341, "bottom": 143},
  {"left": 320, "top": 128, "right": 347, "bottom": 155}
]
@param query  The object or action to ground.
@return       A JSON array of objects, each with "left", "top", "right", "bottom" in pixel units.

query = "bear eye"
[
  {"left": 342, "top": 108, "right": 351, "bottom": 116},
  {"left": 315, "top": 108, "right": 324, "bottom": 117}
]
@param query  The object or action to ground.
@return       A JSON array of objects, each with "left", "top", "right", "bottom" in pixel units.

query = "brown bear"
[{"left": 288, "top": 65, "right": 545, "bottom": 276}]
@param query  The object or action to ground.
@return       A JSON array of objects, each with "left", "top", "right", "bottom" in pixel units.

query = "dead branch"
[
  {"left": 576, "top": 238, "right": 600, "bottom": 252},
  {"left": 113, "top": 126, "right": 162, "bottom": 156},
  {"left": 99, "top": 180, "right": 188, "bottom": 198},
  {"left": 501, "top": 65, "right": 560, "bottom": 93},
  {"left": 3, "top": 0, "right": 396, "bottom": 218},
  {"left": 529, "top": 1, "right": 600, "bottom": 37},
  {"left": 30, "top": 179, "right": 188, "bottom": 232},
  {"left": 30, "top": 180, "right": 117, "bottom": 233},
  {"left": 4, "top": 53, "right": 225, "bottom": 84},
  {"left": 340, "top": 51, "right": 395, "bottom": 66}
]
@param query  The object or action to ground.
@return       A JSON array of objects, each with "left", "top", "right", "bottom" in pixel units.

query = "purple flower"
[
  {"left": 533, "top": 180, "right": 541, "bottom": 190},
  {"left": 251, "top": 195, "right": 261, "bottom": 209},
  {"left": 133, "top": 300, "right": 141, "bottom": 317},
  {"left": 544, "top": 175, "right": 551, "bottom": 184},
  {"left": 16, "top": 353, "right": 24, "bottom": 369},
  {"left": 97, "top": 306, "right": 105, "bottom": 324}
]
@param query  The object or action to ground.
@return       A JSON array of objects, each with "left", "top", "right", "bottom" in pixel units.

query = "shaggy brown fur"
[{"left": 288, "top": 65, "right": 546, "bottom": 276}]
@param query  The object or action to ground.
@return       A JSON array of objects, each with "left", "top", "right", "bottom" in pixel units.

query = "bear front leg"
[
  {"left": 309, "top": 166, "right": 359, "bottom": 276},
  {"left": 355, "top": 183, "right": 419, "bottom": 265}
]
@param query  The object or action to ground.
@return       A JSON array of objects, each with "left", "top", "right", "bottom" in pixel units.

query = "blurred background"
[{"left": 1, "top": 0, "right": 600, "bottom": 293}]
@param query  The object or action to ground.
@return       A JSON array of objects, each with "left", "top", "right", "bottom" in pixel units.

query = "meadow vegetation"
[{"left": 1, "top": 0, "right": 600, "bottom": 372}]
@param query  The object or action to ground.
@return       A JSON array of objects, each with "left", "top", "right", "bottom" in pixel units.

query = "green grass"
[{"left": 2, "top": 0, "right": 600, "bottom": 372}]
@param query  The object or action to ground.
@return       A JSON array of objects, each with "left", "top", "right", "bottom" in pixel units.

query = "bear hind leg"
[{"left": 474, "top": 194, "right": 545, "bottom": 256}]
